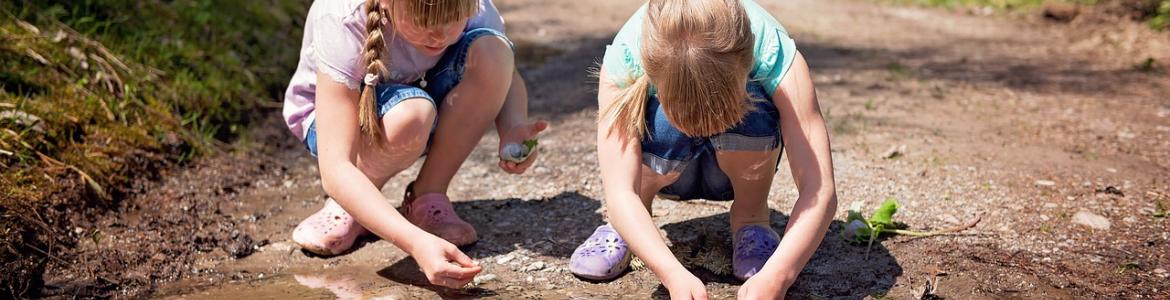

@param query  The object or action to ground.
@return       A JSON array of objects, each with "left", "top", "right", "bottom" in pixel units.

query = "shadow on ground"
[{"left": 662, "top": 211, "right": 902, "bottom": 299}]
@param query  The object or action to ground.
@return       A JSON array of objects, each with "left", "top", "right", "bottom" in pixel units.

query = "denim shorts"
[
  {"left": 646, "top": 84, "right": 783, "bottom": 201},
  {"left": 304, "top": 28, "right": 512, "bottom": 156}
]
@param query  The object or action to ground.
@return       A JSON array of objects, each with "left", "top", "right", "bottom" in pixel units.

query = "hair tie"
[{"left": 364, "top": 73, "right": 381, "bottom": 86}]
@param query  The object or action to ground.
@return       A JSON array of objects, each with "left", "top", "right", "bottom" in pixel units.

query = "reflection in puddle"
[
  {"left": 160, "top": 266, "right": 505, "bottom": 299},
  {"left": 294, "top": 274, "right": 363, "bottom": 300}
]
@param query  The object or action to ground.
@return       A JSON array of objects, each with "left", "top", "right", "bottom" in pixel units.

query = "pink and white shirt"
[{"left": 282, "top": 0, "right": 505, "bottom": 140}]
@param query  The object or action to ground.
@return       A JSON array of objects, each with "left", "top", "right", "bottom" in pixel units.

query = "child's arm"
[
  {"left": 495, "top": 70, "right": 548, "bottom": 174},
  {"left": 596, "top": 67, "right": 709, "bottom": 300},
  {"left": 741, "top": 51, "right": 838, "bottom": 298},
  {"left": 313, "top": 74, "right": 481, "bottom": 287}
]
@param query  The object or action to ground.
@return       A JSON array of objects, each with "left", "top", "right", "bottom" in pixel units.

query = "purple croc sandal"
[
  {"left": 733, "top": 224, "right": 781, "bottom": 280},
  {"left": 569, "top": 224, "right": 632, "bottom": 280}
]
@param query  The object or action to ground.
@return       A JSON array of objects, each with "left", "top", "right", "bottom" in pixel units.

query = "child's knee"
[
  {"left": 640, "top": 163, "right": 681, "bottom": 186},
  {"left": 714, "top": 150, "right": 778, "bottom": 181},
  {"left": 466, "top": 36, "right": 514, "bottom": 74},
  {"left": 381, "top": 98, "right": 436, "bottom": 147}
]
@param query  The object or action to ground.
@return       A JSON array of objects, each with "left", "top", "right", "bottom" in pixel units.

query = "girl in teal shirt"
[{"left": 570, "top": 0, "right": 839, "bottom": 298}]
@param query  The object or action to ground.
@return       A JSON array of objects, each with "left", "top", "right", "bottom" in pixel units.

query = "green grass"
[
  {"left": 1150, "top": 1, "right": 1170, "bottom": 30},
  {"left": 1, "top": 0, "right": 307, "bottom": 297}
]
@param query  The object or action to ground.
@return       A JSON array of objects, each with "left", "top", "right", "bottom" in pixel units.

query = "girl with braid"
[
  {"left": 569, "top": 0, "right": 837, "bottom": 298},
  {"left": 282, "top": 0, "right": 544, "bottom": 287}
]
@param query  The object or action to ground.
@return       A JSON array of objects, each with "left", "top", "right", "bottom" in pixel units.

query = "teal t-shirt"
[{"left": 602, "top": 0, "right": 798, "bottom": 97}]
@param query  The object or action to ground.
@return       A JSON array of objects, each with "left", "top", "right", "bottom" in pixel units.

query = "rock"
[
  {"left": 1071, "top": 211, "right": 1111, "bottom": 230},
  {"left": 941, "top": 214, "right": 960, "bottom": 224},
  {"left": 523, "top": 261, "right": 546, "bottom": 272},
  {"left": 1096, "top": 186, "right": 1124, "bottom": 197},
  {"left": 1035, "top": 180, "right": 1056, "bottom": 187},
  {"left": 1042, "top": 3, "right": 1080, "bottom": 22},
  {"left": 473, "top": 274, "right": 498, "bottom": 285},
  {"left": 882, "top": 145, "right": 906, "bottom": 159},
  {"left": 1117, "top": 130, "right": 1135, "bottom": 139},
  {"left": 496, "top": 255, "right": 514, "bottom": 265},
  {"left": 263, "top": 241, "right": 297, "bottom": 253}
]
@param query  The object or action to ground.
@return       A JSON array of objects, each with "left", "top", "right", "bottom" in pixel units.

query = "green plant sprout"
[{"left": 842, "top": 198, "right": 982, "bottom": 253}]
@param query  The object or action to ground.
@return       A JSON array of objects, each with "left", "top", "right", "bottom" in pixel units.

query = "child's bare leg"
[
  {"left": 636, "top": 165, "right": 681, "bottom": 211},
  {"left": 715, "top": 149, "right": 781, "bottom": 232},
  {"left": 294, "top": 99, "right": 434, "bottom": 255},
  {"left": 412, "top": 36, "right": 514, "bottom": 196}
]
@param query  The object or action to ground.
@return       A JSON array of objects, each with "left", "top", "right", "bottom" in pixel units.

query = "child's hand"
[
  {"left": 410, "top": 236, "right": 482, "bottom": 288},
  {"left": 497, "top": 120, "right": 549, "bottom": 174},
  {"left": 737, "top": 272, "right": 791, "bottom": 300},
  {"left": 664, "top": 273, "right": 709, "bottom": 300}
]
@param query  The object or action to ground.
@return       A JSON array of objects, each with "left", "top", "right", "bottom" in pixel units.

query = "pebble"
[
  {"left": 262, "top": 241, "right": 297, "bottom": 253},
  {"left": 473, "top": 274, "right": 498, "bottom": 285},
  {"left": 523, "top": 261, "right": 546, "bottom": 272},
  {"left": 1071, "top": 211, "right": 1112, "bottom": 230},
  {"left": 1035, "top": 180, "right": 1056, "bottom": 187},
  {"left": 496, "top": 255, "right": 515, "bottom": 265},
  {"left": 940, "top": 214, "right": 960, "bottom": 224}
]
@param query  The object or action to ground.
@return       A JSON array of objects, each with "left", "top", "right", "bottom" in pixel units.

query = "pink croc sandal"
[
  {"left": 401, "top": 182, "right": 478, "bottom": 246},
  {"left": 292, "top": 198, "right": 369, "bottom": 256}
]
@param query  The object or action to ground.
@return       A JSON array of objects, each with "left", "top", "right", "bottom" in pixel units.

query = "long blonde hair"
[
  {"left": 359, "top": 0, "right": 480, "bottom": 142},
  {"left": 601, "top": 0, "right": 755, "bottom": 139}
]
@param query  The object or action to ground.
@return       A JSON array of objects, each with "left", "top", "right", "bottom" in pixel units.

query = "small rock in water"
[{"left": 1071, "top": 211, "right": 1111, "bottom": 230}]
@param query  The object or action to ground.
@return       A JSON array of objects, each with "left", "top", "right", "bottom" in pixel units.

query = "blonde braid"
[{"left": 359, "top": 0, "right": 390, "bottom": 143}]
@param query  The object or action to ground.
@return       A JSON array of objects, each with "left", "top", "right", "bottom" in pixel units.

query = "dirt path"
[{"left": 47, "top": 0, "right": 1170, "bottom": 298}]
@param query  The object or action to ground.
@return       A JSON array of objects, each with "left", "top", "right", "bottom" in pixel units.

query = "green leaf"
[
  {"left": 869, "top": 198, "right": 899, "bottom": 227},
  {"left": 522, "top": 138, "right": 539, "bottom": 151}
]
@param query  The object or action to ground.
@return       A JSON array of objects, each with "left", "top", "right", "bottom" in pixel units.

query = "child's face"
[{"left": 389, "top": 1, "right": 469, "bottom": 57}]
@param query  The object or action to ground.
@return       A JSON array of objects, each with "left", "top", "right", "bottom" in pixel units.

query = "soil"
[{"left": 34, "top": 0, "right": 1170, "bottom": 298}]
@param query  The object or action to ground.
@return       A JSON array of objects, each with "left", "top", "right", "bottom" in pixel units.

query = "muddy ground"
[{"left": 36, "top": 0, "right": 1170, "bottom": 298}]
